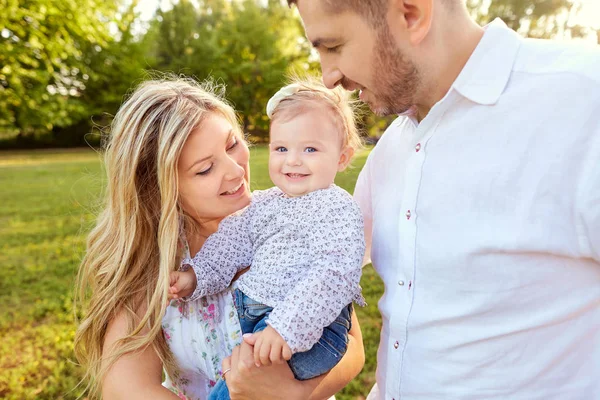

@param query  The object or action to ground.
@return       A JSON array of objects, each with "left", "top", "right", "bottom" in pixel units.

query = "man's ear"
[
  {"left": 388, "top": 0, "right": 433, "bottom": 46},
  {"left": 338, "top": 146, "right": 355, "bottom": 172}
]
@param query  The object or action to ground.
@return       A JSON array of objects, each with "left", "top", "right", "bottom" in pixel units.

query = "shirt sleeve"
[
  {"left": 577, "top": 117, "right": 600, "bottom": 263},
  {"left": 184, "top": 206, "right": 254, "bottom": 301},
  {"left": 266, "top": 191, "right": 366, "bottom": 353},
  {"left": 354, "top": 153, "right": 374, "bottom": 266}
]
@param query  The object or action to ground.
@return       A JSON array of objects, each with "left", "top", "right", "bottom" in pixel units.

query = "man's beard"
[{"left": 368, "top": 24, "right": 421, "bottom": 116}]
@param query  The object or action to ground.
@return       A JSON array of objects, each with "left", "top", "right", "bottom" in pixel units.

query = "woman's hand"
[
  {"left": 221, "top": 338, "right": 311, "bottom": 400},
  {"left": 222, "top": 310, "right": 364, "bottom": 400}
]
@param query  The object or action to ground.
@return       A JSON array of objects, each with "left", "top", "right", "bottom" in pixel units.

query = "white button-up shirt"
[{"left": 355, "top": 19, "right": 600, "bottom": 400}]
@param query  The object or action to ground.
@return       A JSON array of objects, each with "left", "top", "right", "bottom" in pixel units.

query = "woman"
[{"left": 74, "top": 77, "right": 364, "bottom": 399}]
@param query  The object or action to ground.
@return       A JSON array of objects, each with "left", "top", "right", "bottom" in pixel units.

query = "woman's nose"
[{"left": 224, "top": 156, "right": 245, "bottom": 180}]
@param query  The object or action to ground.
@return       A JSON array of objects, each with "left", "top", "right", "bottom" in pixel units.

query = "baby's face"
[{"left": 268, "top": 108, "right": 350, "bottom": 197}]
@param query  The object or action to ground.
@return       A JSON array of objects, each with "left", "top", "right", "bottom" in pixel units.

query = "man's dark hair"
[{"left": 286, "top": 0, "right": 389, "bottom": 26}]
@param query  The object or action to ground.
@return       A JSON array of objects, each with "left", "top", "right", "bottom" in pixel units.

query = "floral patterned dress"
[{"left": 162, "top": 239, "right": 242, "bottom": 400}]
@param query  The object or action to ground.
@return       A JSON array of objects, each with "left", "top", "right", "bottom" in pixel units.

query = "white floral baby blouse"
[
  {"left": 162, "top": 238, "right": 242, "bottom": 400},
  {"left": 184, "top": 184, "right": 366, "bottom": 354}
]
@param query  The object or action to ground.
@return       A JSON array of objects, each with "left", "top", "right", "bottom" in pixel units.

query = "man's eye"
[
  {"left": 305, "top": 147, "right": 317, "bottom": 153},
  {"left": 275, "top": 147, "right": 287, "bottom": 152},
  {"left": 197, "top": 165, "right": 212, "bottom": 176}
]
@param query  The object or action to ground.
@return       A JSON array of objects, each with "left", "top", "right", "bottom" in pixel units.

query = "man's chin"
[
  {"left": 362, "top": 98, "right": 385, "bottom": 116},
  {"left": 374, "top": 108, "right": 393, "bottom": 116},
  {"left": 369, "top": 100, "right": 415, "bottom": 117},
  {"left": 368, "top": 102, "right": 396, "bottom": 117}
]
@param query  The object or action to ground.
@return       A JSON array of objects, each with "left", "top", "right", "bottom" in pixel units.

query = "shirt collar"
[{"left": 452, "top": 18, "right": 522, "bottom": 105}]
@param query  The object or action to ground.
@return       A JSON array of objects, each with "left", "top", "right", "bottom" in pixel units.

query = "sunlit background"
[{"left": 0, "top": 1, "right": 598, "bottom": 399}]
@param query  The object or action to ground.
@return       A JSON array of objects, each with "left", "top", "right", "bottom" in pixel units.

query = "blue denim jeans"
[{"left": 208, "top": 289, "right": 353, "bottom": 400}]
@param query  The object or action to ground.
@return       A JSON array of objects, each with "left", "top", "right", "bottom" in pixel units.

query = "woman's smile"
[{"left": 221, "top": 181, "right": 246, "bottom": 197}]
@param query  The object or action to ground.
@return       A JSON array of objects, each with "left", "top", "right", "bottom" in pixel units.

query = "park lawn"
[{"left": 0, "top": 146, "right": 384, "bottom": 400}]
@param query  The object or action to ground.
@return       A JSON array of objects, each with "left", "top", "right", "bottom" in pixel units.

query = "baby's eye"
[
  {"left": 325, "top": 45, "right": 341, "bottom": 54},
  {"left": 275, "top": 147, "right": 287, "bottom": 152},
  {"left": 305, "top": 147, "right": 317, "bottom": 153}
]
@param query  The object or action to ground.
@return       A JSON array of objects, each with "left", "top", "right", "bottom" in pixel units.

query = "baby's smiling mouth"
[{"left": 285, "top": 173, "right": 309, "bottom": 179}]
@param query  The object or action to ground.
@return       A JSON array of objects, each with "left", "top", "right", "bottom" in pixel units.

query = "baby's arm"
[
  {"left": 267, "top": 192, "right": 366, "bottom": 354},
  {"left": 185, "top": 206, "right": 255, "bottom": 301}
]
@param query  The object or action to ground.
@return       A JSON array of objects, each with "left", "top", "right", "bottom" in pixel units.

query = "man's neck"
[{"left": 415, "top": 20, "right": 484, "bottom": 121}]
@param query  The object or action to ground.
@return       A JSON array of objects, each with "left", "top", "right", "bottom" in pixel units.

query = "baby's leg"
[
  {"left": 288, "top": 304, "right": 353, "bottom": 380},
  {"left": 234, "top": 289, "right": 273, "bottom": 334}
]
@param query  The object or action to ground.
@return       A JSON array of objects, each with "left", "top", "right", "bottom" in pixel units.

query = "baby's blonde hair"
[{"left": 269, "top": 75, "right": 363, "bottom": 156}]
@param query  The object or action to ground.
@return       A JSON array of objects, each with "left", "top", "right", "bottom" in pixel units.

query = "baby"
[{"left": 169, "top": 77, "right": 365, "bottom": 399}]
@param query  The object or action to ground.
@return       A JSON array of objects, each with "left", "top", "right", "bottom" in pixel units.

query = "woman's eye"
[
  {"left": 197, "top": 165, "right": 212, "bottom": 176},
  {"left": 305, "top": 147, "right": 317, "bottom": 153},
  {"left": 275, "top": 147, "right": 287, "bottom": 152},
  {"left": 227, "top": 138, "right": 238, "bottom": 151}
]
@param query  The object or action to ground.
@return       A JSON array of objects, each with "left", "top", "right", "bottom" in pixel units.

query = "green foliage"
[
  {"left": 467, "top": 0, "right": 591, "bottom": 39},
  {"left": 0, "top": 0, "right": 115, "bottom": 133},
  {"left": 148, "top": 0, "right": 314, "bottom": 138},
  {"left": 76, "top": 2, "right": 152, "bottom": 129},
  {"left": 2, "top": 0, "right": 597, "bottom": 148},
  {"left": 0, "top": 147, "right": 382, "bottom": 399},
  {"left": 0, "top": 0, "right": 149, "bottom": 145}
]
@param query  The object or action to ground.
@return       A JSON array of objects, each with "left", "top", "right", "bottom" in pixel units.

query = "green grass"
[{"left": 0, "top": 147, "right": 384, "bottom": 400}]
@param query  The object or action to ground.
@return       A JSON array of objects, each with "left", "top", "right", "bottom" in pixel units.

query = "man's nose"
[{"left": 321, "top": 61, "right": 344, "bottom": 89}]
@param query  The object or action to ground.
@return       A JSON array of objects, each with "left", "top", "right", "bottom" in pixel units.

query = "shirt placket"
[{"left": 388, "top": 96, "right": 456, "bottom": 400}]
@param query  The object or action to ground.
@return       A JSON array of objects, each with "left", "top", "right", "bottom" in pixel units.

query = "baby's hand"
[
  {"left": 252, "top": 326, "right": 292, "bottom": 367},
  {"left": 168, "top": 269, "right": 197, "bottom": 300}
]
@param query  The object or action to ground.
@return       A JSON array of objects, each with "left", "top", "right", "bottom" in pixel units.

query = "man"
[{"left": 288, "top": 0, "right": 600, "bottom": 399}]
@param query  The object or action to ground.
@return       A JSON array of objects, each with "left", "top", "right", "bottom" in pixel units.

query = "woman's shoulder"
[{"left": 105, "top": 299, "right": 153, "bottom": 344}]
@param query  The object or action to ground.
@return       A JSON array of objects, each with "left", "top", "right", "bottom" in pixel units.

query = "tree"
[
  {"left": 466, "top": 0, "right": 590, "bottom": 39},
  {"left": 0, "top": 0, "right": 119, "bottom": 138},
  {"left": 69, "top": 2, "right": 151, "bottom": 146},
  {"left": 148, "top": 0, "right": 313, "bottom": 139}
]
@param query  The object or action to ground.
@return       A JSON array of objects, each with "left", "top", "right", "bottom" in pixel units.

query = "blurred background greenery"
[
  {"left": 0, "top": 0, "right": 598, "bottom": 398},
  {"left": 0, "top": 0, "right": 598, "bottom": 149}
]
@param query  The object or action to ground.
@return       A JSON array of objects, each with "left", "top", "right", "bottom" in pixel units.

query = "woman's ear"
[{"left": 338, "top": 146, "right": 355, "bottom": 172}]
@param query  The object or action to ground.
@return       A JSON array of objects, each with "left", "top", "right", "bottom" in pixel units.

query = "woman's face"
[{"left": 177, "top": 113, "right": 251, "bottom": 226}]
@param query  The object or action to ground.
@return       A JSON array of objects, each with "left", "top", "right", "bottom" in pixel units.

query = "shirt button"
[
  {"left": 415, "top": 143, "right": 421, "bottom": 152},
  {"left": 394, "top": 341, "right": 399, "bottom": 349},
  {"left": 398, "top": 280, "right": 405, "bottom": 286},
  {"left": 406, "top": 210, "right": 411, "bottom": 220}
]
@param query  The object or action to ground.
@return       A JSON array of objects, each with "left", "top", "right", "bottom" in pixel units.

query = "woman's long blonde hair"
[{"left": 74, "top": 76, "right": 242, "bottom": 397}]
